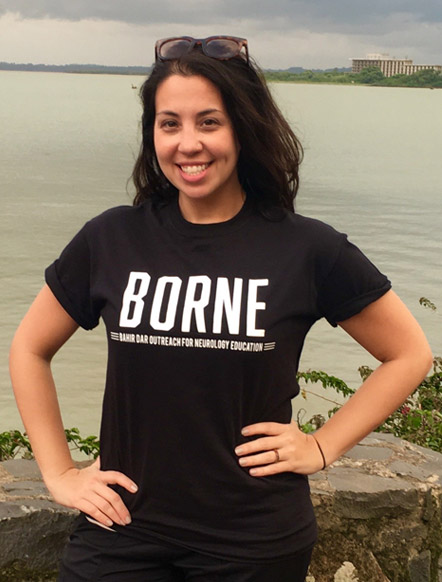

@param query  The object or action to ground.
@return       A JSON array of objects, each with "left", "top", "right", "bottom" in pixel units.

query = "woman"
[{"left": 10, "top": 36, "right": 432, "bottom": 581}]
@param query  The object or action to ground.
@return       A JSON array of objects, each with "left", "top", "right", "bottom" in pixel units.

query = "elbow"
[
  {"left": 9, "top": 333, "right": 25, "bottom": 386},
  {"left": 9, "top": 332, "right": 20, "bottom": 371},
  {"left": 410, "top": 341, "right": 434, "bottom": 382},
  {"left": 9, "top": 332, "right": 51, "bottom": 384},
  {"left": 385, "top": 339, "right": 434, "bottom": 389},
  {"left": 9, "top": 331, "right": 27, "bottom": 367},
  {"left": 422, "top": 346, "right": 435, "bottom": 376}
]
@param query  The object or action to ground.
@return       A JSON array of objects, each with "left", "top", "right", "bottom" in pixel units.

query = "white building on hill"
[{"left": 351, "top": 54, "right": 442, "bottom": 77}]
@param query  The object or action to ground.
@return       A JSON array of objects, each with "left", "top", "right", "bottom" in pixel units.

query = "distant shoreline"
[
  {"left": 0, "top": 62, "right": 152, "bottom": 75},
  {"left": 0, "top": 61, "right": 350, "bottom": 77},
  {"left": 1, "top": 62, "right": 440, "bottom": 89}
]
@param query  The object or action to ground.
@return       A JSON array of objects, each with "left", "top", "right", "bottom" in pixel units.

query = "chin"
[{"left": 179, "top": 188, "right": 218, "bottom": 202}]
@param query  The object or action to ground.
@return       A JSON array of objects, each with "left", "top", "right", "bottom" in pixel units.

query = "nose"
[{"left": 177, "top": 127, "right": 203, "bottom": 155}]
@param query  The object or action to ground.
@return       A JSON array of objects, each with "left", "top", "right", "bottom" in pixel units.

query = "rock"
[
  {"left": 0, "top": 500, "right": 77, "bottom": 581},
  {"left": 334, "top": 562, "right": 359, "bottom": 582},
  {"left": 308, "top": 432, "right": 442, "bottom": 581},
  {"left": 408, "top": 550, "right": 431, "bottom": 582},
  {"left": 1, "top": 433, "right": 442, "bottom": 581},
  {"left": 328, "top": 468, "right": 417, "bottom": 519},
  {"left": 2, "top": 480, "right": 49, "bottom": 497},
  {"left": 0, "top": 462, "right": 78, "bottom": 581},
  {"left": 1, "top": 459, "right": 42, "bottom": 480},
  {"left": 344, "top": 445, "right": 393, "bottom": 462}
]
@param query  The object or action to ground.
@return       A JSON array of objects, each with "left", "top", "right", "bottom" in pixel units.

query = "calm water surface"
[{"left": 1, "top": 72, "right": 441, "bottom": 437}]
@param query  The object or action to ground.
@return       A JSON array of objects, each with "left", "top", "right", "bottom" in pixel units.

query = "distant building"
[{"left": 351, "top": 54, "right": 442, "bottom": 77}]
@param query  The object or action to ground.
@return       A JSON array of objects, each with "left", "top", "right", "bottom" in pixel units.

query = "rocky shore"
[{"left": 1, "top": 432, "right": 442, "bottom": 581}]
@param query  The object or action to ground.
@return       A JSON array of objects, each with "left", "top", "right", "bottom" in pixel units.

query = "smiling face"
[{"left": 154, "top": 74, "right": 243, "bottom": 221}]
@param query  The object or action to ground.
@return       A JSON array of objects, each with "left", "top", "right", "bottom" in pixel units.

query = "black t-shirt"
[{"left": 45, "top": 197, "right": 391, "bottom": 562}]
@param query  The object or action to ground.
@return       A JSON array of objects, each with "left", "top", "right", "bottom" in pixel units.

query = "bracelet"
[{"left": 311, "top": 434, "right": 327, "bottom": 470}]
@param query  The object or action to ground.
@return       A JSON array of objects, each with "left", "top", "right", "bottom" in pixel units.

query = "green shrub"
[
  {"left": 0, "top": 429, "right": 33, "bottom": 460},
  {"left": 0, "top": 427, "right": 99, "bottom": 461}
]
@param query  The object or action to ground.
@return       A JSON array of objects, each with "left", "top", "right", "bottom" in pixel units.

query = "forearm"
[
  {"left": 314, "top": 354, "right": 432, "bottom": 466},
  {"left": 10, "top": 348, "right": 75, "bottom": 484},
  {"left": 9, "top": 286, "right": 137, "bottom": 526}
]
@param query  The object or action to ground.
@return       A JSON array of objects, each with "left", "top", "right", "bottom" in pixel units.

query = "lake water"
[{"left": 1, "top": 71, "right": 441, "bottom": 438}]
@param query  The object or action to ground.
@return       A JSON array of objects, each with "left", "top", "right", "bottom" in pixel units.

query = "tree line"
[
  {"left": 2, "top": 61, "right": 441, "bottom": 88},
  {"left": 264, "top": 66, "right": 442, "bottom": 88}
]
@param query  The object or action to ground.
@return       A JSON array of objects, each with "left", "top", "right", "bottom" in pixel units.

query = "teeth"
[{"left": 180, "top": 164, "right": 209, "bottom": 175}]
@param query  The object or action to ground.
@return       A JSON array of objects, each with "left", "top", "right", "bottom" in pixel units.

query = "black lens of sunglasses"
[
  {"left": 159, "top": 38, "right": 193, "bottom": 59},
  {"left": 205, "top": 38, "right": 241, "bottom": 59},
  {"left": 157, "top": 36, "right": 247, "bottom": 62}
]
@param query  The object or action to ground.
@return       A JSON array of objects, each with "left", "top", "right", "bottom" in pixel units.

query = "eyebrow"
[{"left": 156, "top": 108, "right": 223, "bottom": 117}]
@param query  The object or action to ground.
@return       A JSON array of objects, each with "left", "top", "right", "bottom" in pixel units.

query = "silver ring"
[{"left": 273, "top": 449, "right": 280, "bottom": 463}]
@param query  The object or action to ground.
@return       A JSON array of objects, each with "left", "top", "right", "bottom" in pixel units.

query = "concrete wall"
[{"left": 1, "top": 433, "right": 442, "bottom": 582}]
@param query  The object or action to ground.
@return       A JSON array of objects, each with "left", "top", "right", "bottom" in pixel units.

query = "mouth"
[{"left": 178, "top": 163, "right": 211, "bottom": 176}]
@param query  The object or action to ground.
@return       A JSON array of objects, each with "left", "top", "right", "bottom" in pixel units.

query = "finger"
[
  {"left": 235, "top": 436, "right": 283, "bottom": 456},
  {"left": 79, "top": 498, "right": 118, "bottom": 528},
  {"left": 248, "top": 461, "right": 291, "bottom": 478},
  {"left": 241, "top": 422, "right": 288, "bottom": 437},
  {"left": 93, "top": 483, "right": 133, "bottom": 525},
  {"left": 87, "top": 489, "right": 132, "bottom": 526},
  {"left": 238, "top": 449, "right": 281, "bottom": 468},
  {"left": 99, "top": 470, "right": 138, "bottom": 494}
]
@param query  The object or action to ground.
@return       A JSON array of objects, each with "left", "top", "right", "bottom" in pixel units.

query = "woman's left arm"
[{"left": 235, "top": 290, "right": 434, "bottom": 475}]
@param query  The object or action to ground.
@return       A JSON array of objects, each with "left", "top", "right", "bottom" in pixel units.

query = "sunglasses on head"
[{"left": 155, "top": 36, "right": 249, "bottom": 65}]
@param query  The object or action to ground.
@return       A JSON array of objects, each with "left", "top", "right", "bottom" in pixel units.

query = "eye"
[
  {"left": 201, "top": 118, "right": 220, "bottom": 128},
  {"left": 160, "top": 119, "right": 179, "bottom": 130}
]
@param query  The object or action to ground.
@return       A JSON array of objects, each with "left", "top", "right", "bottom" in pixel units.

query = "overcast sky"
[{"left": 1, "top": 1, "right": 441, "bottom": 69}]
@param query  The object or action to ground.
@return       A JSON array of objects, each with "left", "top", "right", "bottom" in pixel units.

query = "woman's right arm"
[{"left": 9, "top": 284, "right": 137, "bottom": 528}]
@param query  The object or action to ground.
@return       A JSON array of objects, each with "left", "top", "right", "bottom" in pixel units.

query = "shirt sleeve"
[
  {"left": 316, "top": 233, "right": 392, "bottom": 327},
  {"left": 45, "top": 224, "right": 101, "bottom": 330}
]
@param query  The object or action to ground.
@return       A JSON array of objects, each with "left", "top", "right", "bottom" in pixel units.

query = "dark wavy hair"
[{"left": 132, "top": 49, "right": 303, "bottom": 212}]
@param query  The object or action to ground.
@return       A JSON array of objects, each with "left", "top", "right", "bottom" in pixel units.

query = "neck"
[{"left": 178, "top": 190, "right": 246, "bottom": 224}]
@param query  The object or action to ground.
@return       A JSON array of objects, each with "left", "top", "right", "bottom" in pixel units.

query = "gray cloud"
[
  {"left": 1, "top": 0, "right": 440, "bottom": 69},
  {"left": 2, "top": 0, "right": 442, "bottom": 31}
]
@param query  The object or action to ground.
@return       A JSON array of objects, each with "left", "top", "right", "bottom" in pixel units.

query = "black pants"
[{"left": 58, "top": 518, "right": 313, "bottom": 582}]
